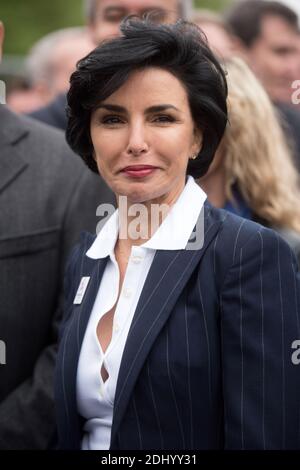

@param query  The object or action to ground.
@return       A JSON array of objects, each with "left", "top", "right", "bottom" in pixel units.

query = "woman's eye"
[
  {"left": 153, "top": 115, "right": 175, "bottom": 123},
  {"left": 104, "top": 12, "right": 125, "bottom": 23},
  {"left": 102, "top": 116, "right": 123, "bottom": 124}
]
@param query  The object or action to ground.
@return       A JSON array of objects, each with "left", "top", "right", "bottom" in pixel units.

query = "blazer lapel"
[
  {"left": 60, "top": 254, "right": 108, "bottom": 447},
  {"left": 0, "top": 106, "right": 29, "bottom": 194},
  {"left": 110, "top": 205, "right": 224, "bottom": 446}
]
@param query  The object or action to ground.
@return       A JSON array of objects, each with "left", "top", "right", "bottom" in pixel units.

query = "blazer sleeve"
[{"left": 220, "top": 227, "right": 300, "bottom": 449}]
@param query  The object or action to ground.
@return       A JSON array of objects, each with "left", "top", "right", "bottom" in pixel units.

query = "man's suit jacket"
[
  {"left": 29, "top": 94, "right": 67, "bottom": 131},
  {"left": 0, "top": 105, "right": 115, "bottom": 449},
  {"left": 275, "top": 102, "right": 300, "bottom": 172},
  {"left": 55, "top": 203, "right": 300, "bottom": 449}
]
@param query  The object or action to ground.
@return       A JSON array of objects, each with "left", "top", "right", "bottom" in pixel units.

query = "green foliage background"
[
  {"left": 1, "top": 0, "right": 84, "bottom": 55},
  {"left": 1, "top": 0, "right": 232, "bottom": 55}
]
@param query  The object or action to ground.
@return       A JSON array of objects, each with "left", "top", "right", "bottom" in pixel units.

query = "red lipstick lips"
[{"left": 122, "top": 165, "right": 158, "bottom": 178}]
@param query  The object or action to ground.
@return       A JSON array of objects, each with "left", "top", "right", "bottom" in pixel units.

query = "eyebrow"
[
  {"left": 96, "top": 104, "right": 181, "bottom": 113},
  {"left": 103, "top": 6, "right": 165, "bottom": 14},
  {"left": 103, "top": 6, "right": 127, "bottom": 14}
]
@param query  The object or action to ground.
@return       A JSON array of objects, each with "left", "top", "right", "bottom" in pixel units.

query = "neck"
[
  {"left": 199, "top": 167, "right": 227, "bottom": 209},
  {"left": 116, "top": 181, "right": 185, "bottom": 252}
]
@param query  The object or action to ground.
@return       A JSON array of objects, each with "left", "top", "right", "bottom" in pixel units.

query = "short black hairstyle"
[
  {"left": 225, "top": 0, "right": 299, "bottom": 48},
  {"left": 66, "top": 18, "right": 228, "bottom": 179}
]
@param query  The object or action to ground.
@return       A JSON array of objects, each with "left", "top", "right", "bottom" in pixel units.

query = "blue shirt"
[{"left": 223, "top": 188, "right": 252, "bottom": 220}]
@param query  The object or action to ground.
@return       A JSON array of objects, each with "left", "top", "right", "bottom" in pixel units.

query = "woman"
[
  {"left": 199, "top": 58, "right": 300, "bottom": 261},
  {"left": 55, "top": 19, "right": 300, "bottom": 450}
]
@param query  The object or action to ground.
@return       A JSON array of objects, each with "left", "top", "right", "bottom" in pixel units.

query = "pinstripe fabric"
[
  {"left": 55, "top": 236, "right": 109, "bottom": 449},
  {"left": 146, "top": 360, "right": 164, "bottom": 448},
  {"left": 55, "top": 203, "right": 300, "bottom": 449},
  {"left": 132, "top": 395, "right": 143, "bottom": 450},
  {"left": 239, "top": 248, "right": 244, "bottom": 449},
  {"left": 184, "top": 293, "right": 194, "bottom": 449},
  {"left": 166, "top": 328, "right": 186, "bottom": 448},
  {"left": 258, "top": 232, "right": 266, "bottom": 450}
]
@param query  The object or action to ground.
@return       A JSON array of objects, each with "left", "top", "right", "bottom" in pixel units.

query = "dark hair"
[
  {"left": 225, "top": 0, "right": 299, "bottom": 47},
  {"left": 66, "top": 18, "right": 228, "bottom": 178}
]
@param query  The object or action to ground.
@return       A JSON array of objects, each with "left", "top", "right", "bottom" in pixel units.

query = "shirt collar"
[
  {"left": 142, "top": 176, "right": 207, "bottom": 250},
  {"left": 86, "top": 176, "right": 207, "bottom": 259},
  {"left": 86, "top": 208, "right": 119, "bottom": 259}
]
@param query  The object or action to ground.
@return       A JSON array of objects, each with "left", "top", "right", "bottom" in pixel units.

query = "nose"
[{"left": 126, "top": 121, "right": 149, "bottom": 157}]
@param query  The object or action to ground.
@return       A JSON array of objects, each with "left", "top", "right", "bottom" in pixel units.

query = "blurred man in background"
[
  {"left": 225, "top": 0, "right": 300, "bottom": 170},
  {"left": 192, "top": 9, "right": 237, "bottom": 60},
  {"left": 7, "top": 27, "right": 94, "bottom": 114},
  {"left": 29, "top": 0, "right": 192, "bottom": 129},
  {"left": 85, "top": 0, "right": 180, "bottom": 43},
  {"left": 0, "top": 20, "right": 114, "bottom": 448},
  {"left": 225, "top": 0, "right": 299, "bottom": 103}
]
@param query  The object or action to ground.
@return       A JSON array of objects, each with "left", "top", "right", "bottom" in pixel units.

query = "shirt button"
[
  {"left": 123, "top": 288, "right": 132, "bottom": 298},
  {"left": 114, "top": 323, "right": 120, "bottom": 332}
]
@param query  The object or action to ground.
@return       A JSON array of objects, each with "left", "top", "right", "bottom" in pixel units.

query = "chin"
[
  {"left": 113, "top": 180, "right": 150, "bottom": 202},
  {"left": 118, "top": 186, "right": 164, "bottom": 206},
  {"left": 127, "top": 190, "right": 154, "bottom": 205}
]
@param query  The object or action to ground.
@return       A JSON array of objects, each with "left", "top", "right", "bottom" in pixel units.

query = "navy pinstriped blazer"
[{"left": 55, "top": 202, "right": 300, "bottom": 450}]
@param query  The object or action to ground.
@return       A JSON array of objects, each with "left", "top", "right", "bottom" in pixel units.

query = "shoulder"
[
  {"left": 274, "top": 227, "right": 300, "bottom": 264},
  {"left": 1, "top": 104, "right": 84, "bottom": 178},
  {"left": 2, "top": 104, "right": 74, "bottom": 161},
  {"left": 205, "top": 202, "right": 267, "bottom": 249},
  {"left": 275, "top": 102, "right": 300, "bottom": 126},
  {"left": 28, "top": 93, "right": 67, "bottom": 130},
  {"left": 19, "top": 113, "right": 96, "bottom": 187},
  {"left": 22, "top": 114, "right": 75, "bottom": 160},
  {"left": 204, "top": 203, "right": 297, "bottom": 274},
  {"left": 4, "top": 108, "right": 109, "bottom": 212},
  {"left": 66, "top": 231, "right": 97, "bottom": 269}
]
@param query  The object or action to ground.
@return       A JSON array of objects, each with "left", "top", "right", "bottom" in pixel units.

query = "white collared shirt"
[{"left": 76, "top": 176, "right": 207, "bottom": 450}]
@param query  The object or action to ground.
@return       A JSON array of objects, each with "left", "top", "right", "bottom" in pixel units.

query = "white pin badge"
[{"left": 73, "top": 277, "right": 90, "bottom": 305}]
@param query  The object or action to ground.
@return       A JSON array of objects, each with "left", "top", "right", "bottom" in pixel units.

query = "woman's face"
[{"left": 90, "top": 67, "right": 202, "bottom": 206}]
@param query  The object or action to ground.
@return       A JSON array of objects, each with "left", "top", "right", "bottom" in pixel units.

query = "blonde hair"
[{"left": 223, "top": 57, "right": 300, "bottom": 233}]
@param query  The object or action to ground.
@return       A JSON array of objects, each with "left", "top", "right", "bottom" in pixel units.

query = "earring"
[{"left": 190, "top": 153, "right": 197, "bottom": 160}]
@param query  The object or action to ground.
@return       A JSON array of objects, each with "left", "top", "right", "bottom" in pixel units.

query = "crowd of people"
[{"left": 1, "top": 0, "right": 300, "bottom": 451}]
